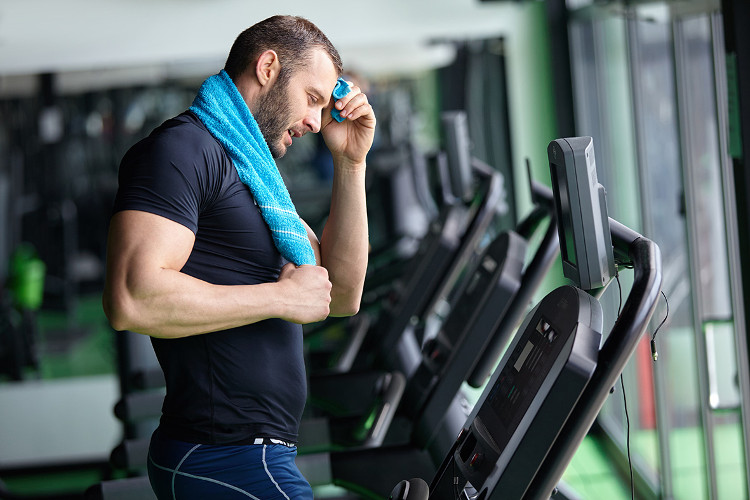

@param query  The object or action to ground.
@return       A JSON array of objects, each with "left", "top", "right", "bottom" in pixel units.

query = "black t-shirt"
[{"left": 113, "top": 111, "right": 306, "bottom": 444}]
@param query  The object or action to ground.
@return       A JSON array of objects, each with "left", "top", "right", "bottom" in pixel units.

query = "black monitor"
[
  {"left": 547, "top": 137, "right": 615, "bottom": 290},
  {"left": 441, "top": 111, "right": 475, "bottom": 203}
]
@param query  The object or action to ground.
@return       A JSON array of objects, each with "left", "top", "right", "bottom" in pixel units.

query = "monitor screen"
[
  {"left": 441, "top": 111, "right": 475, "bottom": 203},
  {"left": 547, "top": 137, "right": 615, "bottom": 290},
  {"left": 549, "top": 160, "right": 576, "bottom": 268}
]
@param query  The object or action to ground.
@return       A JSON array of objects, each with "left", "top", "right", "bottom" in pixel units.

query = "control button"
[
  {"left": 536, "top": 318, "right": 551, "bottom": 335},
  {"left": 546, "top": 328, "right": 558, "bottom": 343}
]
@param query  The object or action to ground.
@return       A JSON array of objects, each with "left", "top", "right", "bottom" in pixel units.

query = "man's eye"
[{"left": 309, "top": 95, "right": 318, "bottom": 104}]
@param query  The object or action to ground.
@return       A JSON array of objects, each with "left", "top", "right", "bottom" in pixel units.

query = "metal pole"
[
  {"left": 711, "top": 10, "right": 750, "bottom": 498},
  {"left": 672, "top": 17, "right": 719, "bottom": 500},
  {"left": 625, "top": 13, "right": 675, "bottom": 500}
]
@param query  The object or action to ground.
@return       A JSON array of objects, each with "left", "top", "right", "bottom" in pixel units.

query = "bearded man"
[{"left": 102, "top": 15, "right": 374, "bottom": 499}]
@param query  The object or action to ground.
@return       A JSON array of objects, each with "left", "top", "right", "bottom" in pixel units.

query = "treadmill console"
[{"left": 430, "top": 285, "right": 601, "bottom": 499}]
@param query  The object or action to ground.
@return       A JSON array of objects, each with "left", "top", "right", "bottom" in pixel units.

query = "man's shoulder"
[
  {"left": 126, "top": 111, "right": 225, "bottom": 166},
  {"left": 150, "top": 111, "right": 215, "bottom": 148}
]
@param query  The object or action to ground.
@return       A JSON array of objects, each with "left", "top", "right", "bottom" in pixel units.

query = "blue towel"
[
  {"left": 189, "top": 70, "right": 316, "bottom": 266},
  {"left": 330, "top": 78, "right": 351, "bottom": 122}
]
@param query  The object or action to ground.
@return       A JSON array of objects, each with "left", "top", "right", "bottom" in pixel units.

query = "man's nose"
[{"left": 304, "top": 111, "right": 321, "bottom": 134}]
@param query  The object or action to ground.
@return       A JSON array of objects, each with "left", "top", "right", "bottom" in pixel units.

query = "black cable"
[
  {"left": 620, "top": 374, "right": 634, "bottom": 500},
  {"left": 611, "top": 272, "right": 670, "bottom": 500},
  {"left": 650, "top": 290, "right": 669, "bottom": 361},
  {"left": 615, "top": 273, "right": 635, "bottom": 500}
]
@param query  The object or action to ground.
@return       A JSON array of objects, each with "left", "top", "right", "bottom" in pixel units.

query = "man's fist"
[{"left": 276, "top": 263, "right": 332, "bottom": 324}]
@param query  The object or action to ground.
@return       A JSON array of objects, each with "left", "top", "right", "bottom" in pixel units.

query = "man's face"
[{"left": 254, "top": 48, "right": 339, "bottom": 159}]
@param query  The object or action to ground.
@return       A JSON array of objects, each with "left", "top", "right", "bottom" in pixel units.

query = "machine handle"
[{"left": 361, "top": 371, "right": 406, "bottom": 448}]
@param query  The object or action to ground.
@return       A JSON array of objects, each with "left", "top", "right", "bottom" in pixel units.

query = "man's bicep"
[
  {"left": 103, "top": 210, "right": 196, "bottom": 329},
  {"left": 107, "top": 210, "right": 196, "bottom": 280}
]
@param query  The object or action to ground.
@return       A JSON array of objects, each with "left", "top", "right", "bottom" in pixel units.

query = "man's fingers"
[
  {"left": 334, "top": 85, "right": 362, "bottom": 111},
  {"left": 336, "top": 92, "right": 372, "bottom": 121},
  {"left": 334, "top": 82, "right": 359, "bottom": 108}
]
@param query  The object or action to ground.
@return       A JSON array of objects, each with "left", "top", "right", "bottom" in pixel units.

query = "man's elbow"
[
  {"left": 102, "top": 290, "right": 137, "bottom": 332},
  {"left": 329, "top": 296, "right": 362, "bottom": 318}
]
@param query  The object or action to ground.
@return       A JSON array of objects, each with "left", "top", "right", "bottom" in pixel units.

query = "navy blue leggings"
[{"left": 147, "top": 430, "right": 313, "bottom": 499}]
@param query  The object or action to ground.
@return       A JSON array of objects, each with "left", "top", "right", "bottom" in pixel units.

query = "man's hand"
[
  {"left": 276, "top": 263, "right": 332, "bottom": 324},
  {"left": 321, "top": 83, "right": 376, "bottom": 168}
]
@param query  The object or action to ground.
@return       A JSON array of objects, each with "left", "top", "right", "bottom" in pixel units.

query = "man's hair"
[{"left": 224, "top": 15, "right": 343, "bottom": 83}]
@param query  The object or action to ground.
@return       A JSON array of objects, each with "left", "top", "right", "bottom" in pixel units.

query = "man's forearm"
[
  {"left": 105, "top": 277, "right": 277, "bottom": 338},
  {"left": 105, "top": 266, "right": 333, "bottom": 338},
  {"left": 320, "top": 161, "right": 369, "bottom": 316}
]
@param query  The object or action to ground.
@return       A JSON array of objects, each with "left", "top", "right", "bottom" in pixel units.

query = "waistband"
[{"left": 252, "top": 437, "right": 296, "bottom": 448}]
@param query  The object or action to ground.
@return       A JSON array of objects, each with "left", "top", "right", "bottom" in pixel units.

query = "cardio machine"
[{"left": 394, "top": 136, "right": 663, "bottom": 499}]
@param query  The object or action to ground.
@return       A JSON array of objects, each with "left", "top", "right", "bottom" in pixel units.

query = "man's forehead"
[{"left": 295, "top": 50, "right": 339, "bottom": 96}]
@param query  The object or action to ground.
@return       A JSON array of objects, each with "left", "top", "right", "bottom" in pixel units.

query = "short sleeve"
[{"left": 113, "top": 114, "right": 226, "bottom": 234}]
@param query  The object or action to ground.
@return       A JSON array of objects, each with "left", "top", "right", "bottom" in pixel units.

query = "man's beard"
[{"left": 254, "top": 75, "right": 293, "bottom": 159}]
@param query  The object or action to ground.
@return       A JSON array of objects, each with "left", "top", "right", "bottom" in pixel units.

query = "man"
[{"left": 102, "top": 15, "right": 373, "bottom": 499}]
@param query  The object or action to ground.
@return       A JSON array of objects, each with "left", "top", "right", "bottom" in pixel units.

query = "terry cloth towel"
[
  {"left": 189, "top": 70, "right": 316, "bottom": 266},
  {"left": 331, "top": 77, "right": 351, "bottom": 122}
]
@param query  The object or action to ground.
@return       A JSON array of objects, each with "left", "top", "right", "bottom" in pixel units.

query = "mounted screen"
[
  {"left": 547, "top": 137, "right": 615, "bottom": 290},
  {"left": 441, "top": 111, "right": 475, "bottom": 203}
]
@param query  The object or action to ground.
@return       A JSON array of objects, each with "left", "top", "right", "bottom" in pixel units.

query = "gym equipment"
[
  {"left": 287, "top": 190, "right": 557, "bottom": 497},
  {"left": 389, "top": 478, "right": 431, "bottom": 500},
  {"left": 0, "top": 244, "right": 45, "bottom": 381},
  {"left": 314, "top": 110, "right": 505, "bottom": 375},
  {"left": 547, "top": 137, "right": 615, "bottom": 290},
  {"left": 427, "top": 218, "right": 660, "bottom": 498},
  {"left": 313, "top": 108, "right": 474, "bottom": 354},
  {"left": 348, "top": 160, "right": 505, "bottom": 376},
  {"left": 301, "top": 228, "right": 528, "bottom": 456},
  {"left": 304, "top": 136, "right": 661, "bottom": 498},
  {"left": 429, "top": 285, "right": 602, "bottom": 499},
  {"left": 422, "top": 136, "right": 662, "bottom": 498}
]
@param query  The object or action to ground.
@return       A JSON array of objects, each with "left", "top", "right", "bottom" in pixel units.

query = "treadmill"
[
  {"left": 406, "top": 136, "right": 663, "bottom": 499},
  {"left": 298, "top": 177, "right": 558, "bottom": 457},
  {"left": 305, "top": 110, "right": 506, "bottom": 377}
]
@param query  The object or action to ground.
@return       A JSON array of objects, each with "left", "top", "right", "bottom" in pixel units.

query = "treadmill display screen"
[
  {"left": 513, "top": 341, "right": 534, "bottom": 372},
  {"left": 550, "top": 160, "right": 577, "bottom": 268}
]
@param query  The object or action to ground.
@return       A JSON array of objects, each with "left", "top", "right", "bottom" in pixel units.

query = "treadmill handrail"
[
  {"left": 361, "top": 371, "right": 407, "bottom": 448},
  {"left": 525, "top": 218, "right": 662, "bottom": 499},
  {"left": 417, "top": 165, "right": 505, "bottom": 321}
]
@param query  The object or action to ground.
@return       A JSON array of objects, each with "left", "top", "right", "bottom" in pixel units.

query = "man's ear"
[{"left": 255, "top": 50, "right": 281, "bottom": 87}]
